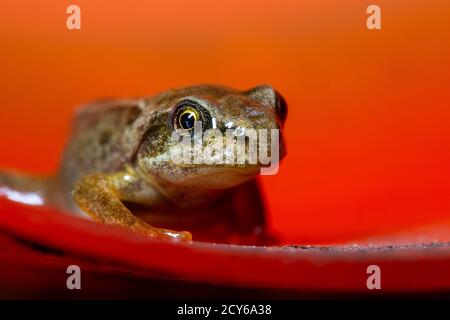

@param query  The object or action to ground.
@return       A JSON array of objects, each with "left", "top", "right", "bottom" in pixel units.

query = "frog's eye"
[
  {"left": 172, "top": 100, "right": 209, "bottom": 131},
  {"left": 177, "top": 107, "right": 199, "bottom": 130}
]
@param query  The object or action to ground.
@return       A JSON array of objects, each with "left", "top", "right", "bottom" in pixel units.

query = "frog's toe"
[
  {"left": 160, "top": 230, "right": 192, "bottom": 241},
  {"left": 144, "top": 227, "right": 192, "bottom": 241},
  {"left": 179, "top": 231, "right": 193, "bottom": 241}
]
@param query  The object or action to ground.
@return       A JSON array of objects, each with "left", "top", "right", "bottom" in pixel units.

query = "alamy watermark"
[
  {"left": 366, "top": 264, "right": 381, "bottom": 290},
  {"left": 366, "top": 5, "right": 381, "bottom": 30},
  {"left": 170, "top": 121, "right": 280, "bottom": 175},
  {"left": 66, "top": 4, "right": 381, "bottom": 31},
  {"left": 66, "top": 265, "right": 81, "bottom": 290},
  {"left": 66, "top": 5, "right": 81, "bottom": 30}
]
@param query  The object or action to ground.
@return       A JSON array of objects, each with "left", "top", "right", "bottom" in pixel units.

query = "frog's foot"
[{"left": 73, "top": 173, "right": 191, "bottom": 241}]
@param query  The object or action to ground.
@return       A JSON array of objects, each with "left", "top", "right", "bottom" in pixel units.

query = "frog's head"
[{"left": 136, "top": 85, "right": 287, "bottom": 190}]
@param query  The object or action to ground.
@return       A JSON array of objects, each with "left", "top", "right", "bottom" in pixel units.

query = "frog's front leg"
[{"left": 72, "top": 171, "right": 192, "bottom": 241}]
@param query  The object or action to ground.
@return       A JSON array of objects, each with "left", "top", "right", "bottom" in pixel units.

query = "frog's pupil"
[{"left": 180, "top": 111, "right": 196, "bottom": 129}]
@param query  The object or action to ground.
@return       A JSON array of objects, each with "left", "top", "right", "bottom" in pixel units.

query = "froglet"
[{"left": 0, "top": 85, "right": 287, "bottom": 243}]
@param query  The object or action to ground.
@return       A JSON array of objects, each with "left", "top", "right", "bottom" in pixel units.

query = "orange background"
[{"left": 0, "top": 0, "right": 449, "bottom": 244}]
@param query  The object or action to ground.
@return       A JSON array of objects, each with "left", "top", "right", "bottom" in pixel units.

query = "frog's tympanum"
[{"left": 0, "top": 85, "right": 287, "bottom": 244}]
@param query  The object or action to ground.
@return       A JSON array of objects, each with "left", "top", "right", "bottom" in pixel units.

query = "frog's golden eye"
[
  {"left": 172, "top": 101, "right": 204, "bottom": 131},
  {"left": 177, "top": 107, "right": 199, "bottom": 130},
  {"left": 172, "top": 100, "right": 212, "bottom": 132}
]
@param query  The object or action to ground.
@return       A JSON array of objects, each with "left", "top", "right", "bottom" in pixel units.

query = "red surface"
[{"left": 0, "top": 198, "right": 449, "bottom": 297}]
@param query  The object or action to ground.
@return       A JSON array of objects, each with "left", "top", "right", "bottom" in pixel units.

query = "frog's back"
[{"left": 58, "top": 100, "right": 144, "bottom": 191}]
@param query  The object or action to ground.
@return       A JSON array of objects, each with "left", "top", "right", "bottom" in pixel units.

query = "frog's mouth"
[
  {"left": 192, "top": 164, "right": 261, "bottom": 182},
  {"left": 155, "top": 164, "right": 261, "bottom": 190},
  {"left": 143, "top": 134, "right": 287, "bottom": 190},
  {"left": 168, "top": 133, "right": 287, "bottom": 188}
]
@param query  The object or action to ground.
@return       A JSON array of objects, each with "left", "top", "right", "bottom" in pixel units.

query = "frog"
[{"left": 0, "top": 85, "right": 287, "bottom": 244}]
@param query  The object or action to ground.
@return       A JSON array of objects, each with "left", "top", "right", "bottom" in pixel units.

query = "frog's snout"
[
  {"left": 274, "top": 90, "right": 288, "bottom": 124},
  {"left": 274, "top": 90, "right": 288, "bottom": 161}
]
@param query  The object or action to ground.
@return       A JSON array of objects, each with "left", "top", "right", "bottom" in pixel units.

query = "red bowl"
[{"left": 0, "top": 198, "right": 449, "bottom": 298}]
